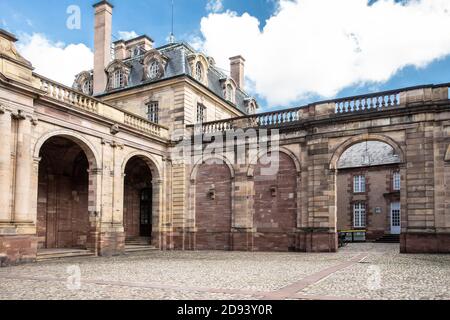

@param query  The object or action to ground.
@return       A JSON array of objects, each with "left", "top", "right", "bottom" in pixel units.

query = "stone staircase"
[
  {"left": 375, "top": 234, "right": 400, "bottom": 243},
  {"left": 125, "top": 237, "right": 157, "bottom": 253},
  {"left": 37, "top": 248, "right": 95, "bottom": 262}
]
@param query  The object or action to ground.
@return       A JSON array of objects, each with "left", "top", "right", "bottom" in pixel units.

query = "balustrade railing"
[
  {"left": 192, "top": 83, "right": 450, "bottom": 134},
  {"left": 335, "top": 91, "right": 401, "bottom": 114},
  {"left": 37, "top": 75, "right": 168, "bottom": 139}
]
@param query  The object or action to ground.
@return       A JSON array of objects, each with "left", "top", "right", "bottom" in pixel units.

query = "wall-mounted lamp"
[
  {"left": 208, "top": 185, "right": 216, "bottom": 200},
  {"left": 270, "top": 186, "right": 277, "bottom": 197}
]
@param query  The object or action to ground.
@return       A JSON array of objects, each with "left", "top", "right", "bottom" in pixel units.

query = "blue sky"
[{"left": 1, "top": 0, "right": 450, "bottom": 111}]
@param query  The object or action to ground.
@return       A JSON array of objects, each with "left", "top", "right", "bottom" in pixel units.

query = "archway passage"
[
  {"left": 124, "top": 156, "right": 153, "bottom": 243},
  {"left": 37, "top": 137, "right": 90, "bottom": 249},
  {"left": 336, "top": 140, "right": 401, "bottom": 243},
  {"left": 253, "top": 152, "right": 297, "bottom": 251},
  {"left": 195, "top": 162, "right": 232, "bottom": 250}
]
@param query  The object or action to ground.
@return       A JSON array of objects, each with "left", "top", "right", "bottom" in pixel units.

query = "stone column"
[
  {"left": 13, "top": 113, "right": 32, "bottom": 224},
  {"left": 0, "top": 107, "right": 12, "bottom": 223}
]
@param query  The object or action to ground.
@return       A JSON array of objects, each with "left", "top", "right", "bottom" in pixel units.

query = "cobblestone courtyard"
[{"left": 0, "top": 243, "right": 448, "bottom": 300}]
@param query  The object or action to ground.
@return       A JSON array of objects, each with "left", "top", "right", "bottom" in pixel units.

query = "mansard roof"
[{"left": 95, "top": 41, "right": 252, "bottom": 114}]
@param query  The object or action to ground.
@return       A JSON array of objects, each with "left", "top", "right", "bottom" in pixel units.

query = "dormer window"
[
  {"left": 82, "top": 79, "right": 93, "bottom": 95},
  {"left": 132, "top": 46, "right": 142, "bottom": 58},
  {"left": 112, "top": 70, "right": 124, "bottom": 89},
  {"left": 195, "top": 62, "right": 203, "bottom": 82},
  {"left": 226, "top": 84, "right": 234, "bottom": 103},
  {"left": 148, "top": 61, "right": 159, "bottom": 80}
]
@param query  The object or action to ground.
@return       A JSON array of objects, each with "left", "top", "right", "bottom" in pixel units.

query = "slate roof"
[
  {"left": 103, "top": 42, "right": 251, "bottom": 114},
  {"left": 337, "top": 141, "right": 401, "bottom": 169}
]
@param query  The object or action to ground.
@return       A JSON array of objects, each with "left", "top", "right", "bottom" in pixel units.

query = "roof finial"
[{"left": 169, "top": 0, "right": 175, "bottom": 44}]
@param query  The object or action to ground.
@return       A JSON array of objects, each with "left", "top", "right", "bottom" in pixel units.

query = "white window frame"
[
  {"left": 197, "top": 103, "right": 206, "bottom": 123},
  {"left": 226, "top": 84, "right": 234, "bottom": 103},
  {"left": 393, "top": 171, "right": 401, "bottom": 191},
  {"left": 112, "top": 70, "right": 124, "bottom": 89},
  {"left": 82, "top": 79, "right": 92, "bottom": 95},
  {"left": 353, "top": 175, "right": 366, "bottom": 193},
  {"left": 195, "top": 62, "right": 203, "bottom": 82},
  {"left": 353, "top": 202, "right": 366, "bottom": 228},
  {"left": 149, "top": 61, "right": 159, "bottom": 79},
  {"left": 146, "top": 101, "right": 159, "bottom": 124}
]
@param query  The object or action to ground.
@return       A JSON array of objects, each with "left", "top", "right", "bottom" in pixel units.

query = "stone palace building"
[{"left": 1, "top": 1, "right": 449, "bottom": 266}]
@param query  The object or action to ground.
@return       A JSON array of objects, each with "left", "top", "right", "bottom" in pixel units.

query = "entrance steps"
[
  {"left": 37, "top": 248, "right": 94, "bottom": 262},
  {"left": 125, "top": 237, "right": 151, "bottom": 246},
  {"left": 375, "top": 234, "right": 400, "bottom": 243},
  {"left": 125, "top": 237, "right": 157, "bottom": 253}
]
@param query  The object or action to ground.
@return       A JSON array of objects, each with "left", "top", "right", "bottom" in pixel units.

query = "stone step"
[
  {"left": 37, "top": 249, "right": 94, "bottom": 262},
  {"left": 375, "top": 234, "right": 400, "bottom": 243},
  {"left": 124, "top": 245, "right": 158, "bottom": 253}
]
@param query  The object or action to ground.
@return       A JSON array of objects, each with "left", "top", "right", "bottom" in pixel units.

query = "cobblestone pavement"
[{"left": 0, "top": 243, "right": 448, "bottom": 300}]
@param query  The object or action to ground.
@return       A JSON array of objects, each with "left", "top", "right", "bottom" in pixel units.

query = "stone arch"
[
  {"left": 190, "top": 155, "right": 234, "bottom": 250},
  {"left": 121, "top": 151, "right": 163, "bottom": 247},
  {"left": 34, "top": 130, "right": 100, "bottom": 170},
  {"left": 330, "top": 133, "right": 405, "bottom": 170},
  {"left": 121, "top": 151, "right": 162, "bottom": 181},
  {"left": 35, "top": 132, "right": 100, "bottom": 251},
  {"left": 251, "top": 149, "right": 299, "bottom": 251},
  {"left": 247, "top": 147, "right": 301, "bottom": 177},
  {"left": 331, "top": 134, "right": 405, "bottom": 244},
  {"left": 190, "top": 154, "right": 235, "bottom": 182}
]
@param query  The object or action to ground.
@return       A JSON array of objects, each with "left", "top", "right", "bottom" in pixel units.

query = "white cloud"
[
  {"left": 118, "top": 30, "right": 139, "bottom": 41},
  {"left": 17, "top": 33, "right": 93, "bottom": 86},
  {"left": 198, "top": 0, "right": 450, "bottom": 106},
  {"left": 206, "top": 0, "right": 224, "bottom": 13}
]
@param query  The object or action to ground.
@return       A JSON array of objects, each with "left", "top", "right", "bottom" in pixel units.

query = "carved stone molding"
[{"left": 110, "top": 123, "right": 120, "bottom": 135}]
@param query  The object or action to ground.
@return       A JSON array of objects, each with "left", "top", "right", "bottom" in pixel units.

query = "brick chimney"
[
  {"left": 229, "top": 55, "right": 245, "bottom": 91},
  {"left": 93, "top": 1, "right": 113, "bottom": 95}
]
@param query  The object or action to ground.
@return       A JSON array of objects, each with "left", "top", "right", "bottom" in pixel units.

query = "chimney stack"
[
  {"left": 93, "top": 1, "right": 113, "bottom": 95},
  {"left": 229, "top": 55, "right": 245, "bottom": 91}
]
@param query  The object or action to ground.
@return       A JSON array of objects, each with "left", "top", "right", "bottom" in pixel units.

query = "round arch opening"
[{"left": 37, "top": 136, "right": 94, "bottom": 250}]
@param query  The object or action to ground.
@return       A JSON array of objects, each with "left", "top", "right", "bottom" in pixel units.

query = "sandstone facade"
[{"left": 0, "top": 3, "right": 449, "bottom": 266}]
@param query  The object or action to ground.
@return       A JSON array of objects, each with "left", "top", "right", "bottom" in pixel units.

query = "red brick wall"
[
  {"left": 37, "top": 138, "right": 89, "bottom": 249},
  {"left": 195, "top": 163, "right": 232, "bottom": 250},
  {"left": 253, "top": 152, "right": 297, "bottom": 251}
]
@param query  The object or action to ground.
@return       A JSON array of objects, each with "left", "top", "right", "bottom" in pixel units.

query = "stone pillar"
[
  {"left": 0, "top": 107, "right": 12, "bottom": 222},
  {"left": 13, "top": 113, "right": 33, "bottom": 224}
]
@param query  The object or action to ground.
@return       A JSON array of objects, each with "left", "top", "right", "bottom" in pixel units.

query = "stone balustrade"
[
  {"left": 190, "top": 83, "right": 450, "bottom": 134},
  {"left": 37, "top": 75, "right": 168, "bottom": 139}
]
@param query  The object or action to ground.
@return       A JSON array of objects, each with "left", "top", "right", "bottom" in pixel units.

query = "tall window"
[
  {"left": 195, "top": 62, "right": 203, "bottom": 82},
  {"left": 112, "top": 70, "right": 124, "bottom": 89},
  {"left": 197, "top": 103, "right": 206, "bottom": 123},
  {"left": 393, "top": 171, "right": 401, "bottom": 191},
  {"left": 226, "top": 84, "right": 234, "bottom": 102},
  {"left": 353, "top": 202, "right": 366, "bottom": 228},
  {"left": 353, "top": 175, "right": 366, "bottom": 193},
  {"left": 147, "top": 101, "right": 159, "bottom": 124},
  {"left": 82, "top": 79, "right": 92, "bottom": 95},
  {"left": 148, "top": 61, "right": 159, "bottom": 79}
]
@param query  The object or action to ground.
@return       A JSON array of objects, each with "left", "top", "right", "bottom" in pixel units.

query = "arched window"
[
  {"left": 226, "top": 84, "right": 234, "bottom": 102},
  {"left": 82, "top": 79, "right": 92, "bottom": 95},
  {"left": 112, "top": 70, "right": 124, "bottom": 89},
  {"left": 148, "top": 61, "right": 159, "bottom": 80},
  {"left": 195, "top": 62, "right": 203, "bottom": 82}
]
